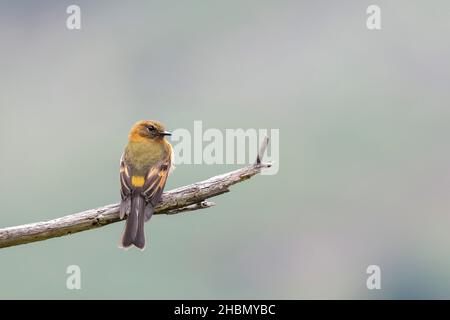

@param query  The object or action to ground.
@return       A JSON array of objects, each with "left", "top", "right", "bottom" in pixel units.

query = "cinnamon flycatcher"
[{"left": 119, "top": 120, "right": 174, "bottom": 250}]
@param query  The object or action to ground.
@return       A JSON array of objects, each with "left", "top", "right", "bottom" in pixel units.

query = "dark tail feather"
[
  {"left": 134, "top": 204, "right": 154, "bottom": 249},
  {"left": 144, "top": 203, "right": 155, "bottom": 222},
  {"left": 121, "top": 194, "right": 146, "bottom": 249}
]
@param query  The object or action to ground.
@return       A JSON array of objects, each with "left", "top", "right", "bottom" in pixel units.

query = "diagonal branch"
[{"left": 0, "top": 138, "right": 272, "bottom": 249}]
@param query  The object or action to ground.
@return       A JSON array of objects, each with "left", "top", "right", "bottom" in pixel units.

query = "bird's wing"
[
  {"left": 168, "top": 143, "right": 176, "bottom": 176},
  {"left": 119, "top": 153, "right": 133, "bottom": 219},
  {"left": 142, "top": 155, "right": 172, "bottom": 207},
  {"left": 120, "top": 153, "right": 132, "bottom": 200}
]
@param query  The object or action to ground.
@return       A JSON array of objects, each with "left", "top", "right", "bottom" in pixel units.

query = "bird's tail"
[{"left": 120, "top": 194, "right": 149, "bottom": 250}]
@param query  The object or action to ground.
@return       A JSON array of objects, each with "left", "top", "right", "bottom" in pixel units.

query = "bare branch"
[{"left": 0, "top": 139, "right": 272, "bottom": 249}]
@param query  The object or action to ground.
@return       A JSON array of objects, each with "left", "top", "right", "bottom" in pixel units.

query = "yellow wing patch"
[{"left": 131, "top": 176, "right": 145, "bottom": 187}]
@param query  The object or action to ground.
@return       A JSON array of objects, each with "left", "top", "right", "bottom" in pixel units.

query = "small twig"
[
  {"left": 0, "top": 138, "right": 272, "bottom": 249},
  {"left": 164, "top": 201, "right": 215, "bottom": 215}
]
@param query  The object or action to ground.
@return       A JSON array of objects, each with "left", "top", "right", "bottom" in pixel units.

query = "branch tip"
[{"left": 256, "top": 136, "right": 269, "bottom": 165}]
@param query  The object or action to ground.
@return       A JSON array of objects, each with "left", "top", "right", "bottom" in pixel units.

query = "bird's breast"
[{"left": 125, "top": 141, "right": 167, "bottom": 176}]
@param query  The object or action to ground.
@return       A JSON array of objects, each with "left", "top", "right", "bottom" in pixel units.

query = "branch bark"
[{"left": 0, "top": 138, "right": 272, "bottom": 249}]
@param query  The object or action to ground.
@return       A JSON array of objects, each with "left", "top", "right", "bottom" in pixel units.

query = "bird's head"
[{"left": 129, "top": 120, "right": 172, "bottom": 142}]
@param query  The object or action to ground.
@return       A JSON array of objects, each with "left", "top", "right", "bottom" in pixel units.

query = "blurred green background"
[{"left": 1, "top": 0, "right": 450, "bottom": 299}]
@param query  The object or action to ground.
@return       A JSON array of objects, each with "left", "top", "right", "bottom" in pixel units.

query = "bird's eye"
[{"left": 147, "top": 125, "right": 156, "bottom": 132}]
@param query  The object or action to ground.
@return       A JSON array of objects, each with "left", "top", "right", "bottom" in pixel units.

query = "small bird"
[{"left": 119, "top": 120, "right": 174, "bottom": 250}]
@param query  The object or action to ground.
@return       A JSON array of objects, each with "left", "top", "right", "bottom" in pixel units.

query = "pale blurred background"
[{"left": 1, "top": 0, "right": 450, "bottom": 299}]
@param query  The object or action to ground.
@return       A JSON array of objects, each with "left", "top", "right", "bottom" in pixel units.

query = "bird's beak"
[{"left": 162, "top": 131, "right": 172, "bottom": 136}]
